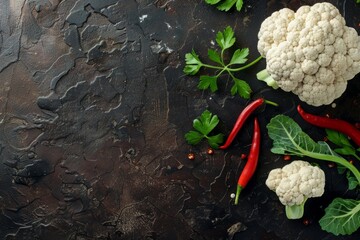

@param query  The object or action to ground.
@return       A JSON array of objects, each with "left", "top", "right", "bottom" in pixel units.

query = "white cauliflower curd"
[
  {"left": 266, "top": 160, "right": 325, "bottom": 219},
  {"left": 256, "top": 2, "right": 360, "bottom": 106}
]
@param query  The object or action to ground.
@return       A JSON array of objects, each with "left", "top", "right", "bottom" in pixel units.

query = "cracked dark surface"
[{"left": 0, "top": 0, "right": 359, "bottom": 239}]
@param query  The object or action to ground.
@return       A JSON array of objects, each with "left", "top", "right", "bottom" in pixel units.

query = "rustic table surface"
[{"left": 0, "top": 0, "right": 359, "bottom": 239}]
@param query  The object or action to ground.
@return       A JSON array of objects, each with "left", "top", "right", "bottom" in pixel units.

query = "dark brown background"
[{"left": 0, "top": 0, "right": 359, "bottom": 239}]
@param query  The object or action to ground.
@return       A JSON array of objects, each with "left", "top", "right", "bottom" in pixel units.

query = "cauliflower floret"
[
  {"left": 257, "top": 2, "right": 360, "bottom": 106},
  {"left": 266, "top": 160, "right": 325, "bottom": 219}
]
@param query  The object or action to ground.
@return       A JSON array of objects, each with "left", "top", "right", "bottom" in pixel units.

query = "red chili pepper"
[
  {"left": 297, "top": 105, "right": 360, "bottom": 146},
  {"left": 234, "top": 117, "right": 260, "bottom": 205},
  {"left": 220, "top": 98, "right": 264, "bottom": 150}
]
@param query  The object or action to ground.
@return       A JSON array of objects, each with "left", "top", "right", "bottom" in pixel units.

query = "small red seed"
[
  {"left": 323, "top": 136, "right": 328, "bottom": 142},
  {"left": 283, "top": 155, "right": 291, "bottom": 161},
  {"left": 187, "top": 153, "right": 195, "bottom": 160},
  {"left": 355, "top": 123, "right": 360, "bottom": 129},
  {"left": 240, "top": 153, "right": 247, "bottom": 160},
  {"left": 328, "top": 163, "right": 336, "bottom": 168},
  {"left": 207, "top": 148, "right": 214, "bottom": 155},
  {"left": 303, "top": 219, "right": 310, "bottom": 226},
  {"left": 349, "top": 160, "right": 354, "bottom": 165}
]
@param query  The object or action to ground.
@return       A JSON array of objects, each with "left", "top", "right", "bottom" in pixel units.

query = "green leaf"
[
  {"left": 334, "top": 146, "right": 356, "bottom": 156},
  {"left": 198, "top": 75, "right": 218, "bottom": 92},
  {"left": 185, "top": 130, "right": 204, "bottom": 145},
  {"left": 183, "top": 50, "right": 203, "bottom": 75},
  {"left": 205, "top": 0, "right": 221, "bottom": 5},
  {"left": 216, "top": 26, "right": 235, "bottom": 50},
  {"left": 235, "top": 0, "right": 243, "bottom": 10},
  {"left": 207, "top": 49, "right": 222, "bottom": 65},
  {"left": 217, "top": 0, "right": 237, "bottom": 11},
  {"left": 207, "top": 133, "right": 225, "bottom": 148},
  {"left": 326, "top": 129, "right": 353, "bottom": 147},
  {"left": 195, "top": 110, "right": 220, "bottom": 135},
  {"left": 319, "top": 198, "right": 360, "bottom": 236},
  {"left": 337, "top": 166, "right": 358, "bottom": 190},
  {"left": 230, "top": 79, "right": 251, "bottom": 99},
  {"left": 230, "top": 48, "right": 249, "bottom": 65},
  {"left": 185, "top": 110, "right": 223, "bottom": 148},
  {"left": 346, "top": 171, "right": 358, "bottom": 190},
  {"left": 205, "top": 0, "right": 243, "bottom": 11}
]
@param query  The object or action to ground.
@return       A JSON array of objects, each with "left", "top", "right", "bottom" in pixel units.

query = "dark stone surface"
[{"left": 0, "top": 0, "right": 359, "bottom": 239}]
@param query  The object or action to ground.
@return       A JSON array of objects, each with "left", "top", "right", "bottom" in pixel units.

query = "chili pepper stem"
[
  {"left": 264, "top": 99, "right": 278, "bottom": 107},
  {"left": 234, "top": 185, "right": 243, "bottom": 205}
]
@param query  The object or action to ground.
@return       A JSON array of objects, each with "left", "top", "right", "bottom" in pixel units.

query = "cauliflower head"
[
  {"left": 257, "top": 2, "right": 360, "bottom": 106},
  {"left": 266, "top": 160, "right": 325, "bottom": 219},
  {"left": 266, "top": 160, "right": 325, "bottom": 205}
]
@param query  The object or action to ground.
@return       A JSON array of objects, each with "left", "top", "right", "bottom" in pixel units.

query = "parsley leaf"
[
  {"left": 205, "top": 0, "right": 243, "bottom": 12},
  {"left": 183, "top": 26, "right": 262, "bottom": 99},
  {"left": 230, "top": 48, "right": 249, "bottom": 65},
  {"left": 199, "top": 75, "right": 218, "bottom": 92},
  {"left": 231, "top": 78, "right": 251, "bottom": 98},
  {"left": 216, "top": 26, "right": 236, "bottom": 50},
  {"left": 185, "top": 110, "right": 224, "bottom": 149},
  {"left": 184, "top": 50, "right": 203, "bottom": 75}
]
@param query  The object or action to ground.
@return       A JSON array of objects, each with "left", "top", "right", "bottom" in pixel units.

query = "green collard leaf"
[
  {"left": 230, "top": 48, "right": 249, "bottom": 65},
  {"left": 267, "top": 115, "right": 339, "bottom": 157},
  {"left": 216, "top": 26, "right": 235, "bottom": 50},
  {"left": 319, "top": 198, "right": 360, "bottom": 236},
  {"left": 207, "top": 49, "right": 222, "bottom": 65},
  {"left": 183, "top": 50, "right": 202, "bottom": 75},
  {"left": 230, "top": 79, "right": 251, "bottom": 99},
  {"left": 198, "top": 75, "right": 218, "bottom": 92},
  {"left": 185, "top": 130, "right": 204, "bottom": 145}
]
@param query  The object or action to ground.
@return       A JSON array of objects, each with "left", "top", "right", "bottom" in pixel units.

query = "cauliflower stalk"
[
  {"left": 266, "top": 160, "right": 325, "bottom": 219},
  {"left": 257, "top": 2, "right": 360, "bottom": 106}
]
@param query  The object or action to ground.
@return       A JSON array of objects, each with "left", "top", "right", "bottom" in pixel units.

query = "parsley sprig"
[
  {"left": 185, "top": 110, "right": 224, "bottom": 149},
  {"left": 183, "top": 26, "right": 262, "bottom": 99},
  {"left": 205, "top": 0, "right": 244, "bottom": 12}
]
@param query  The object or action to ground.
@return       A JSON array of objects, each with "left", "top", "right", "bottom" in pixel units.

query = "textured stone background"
[{"left": 0, "top": 0, "right": 359, "bottom": 239}]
